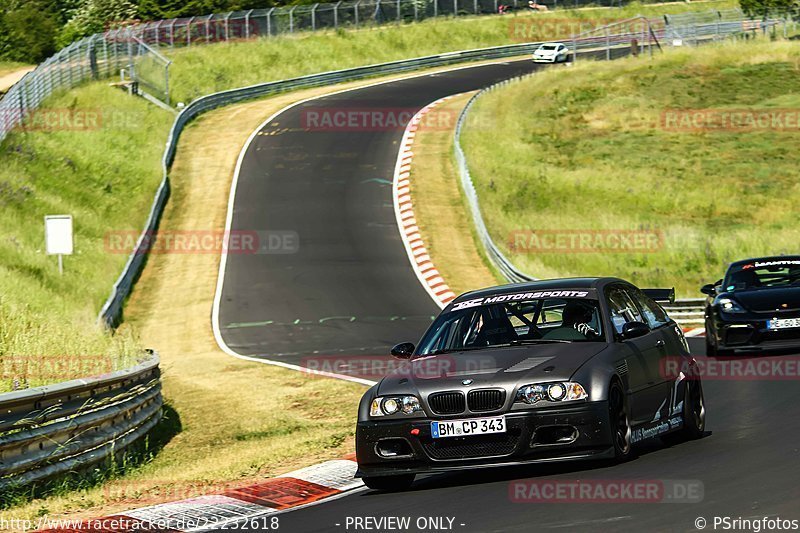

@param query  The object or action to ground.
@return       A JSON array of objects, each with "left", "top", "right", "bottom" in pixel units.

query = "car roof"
[
  {"left": 727, "top": 255, "right": 800, "bottom": 269},
  {"left": 451, "top": 277, "right": 627, "bottom": 303}
]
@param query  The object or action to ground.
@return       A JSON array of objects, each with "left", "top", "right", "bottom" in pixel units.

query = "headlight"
[
  {"left": 370, "top": 396, "right": 423, "bottom": 417},
  {"left": 515, "top": 382, "right": 587, "bottom": 404},
  {"left": 718, "top": 297, "right": 746, "bottom": 314}
]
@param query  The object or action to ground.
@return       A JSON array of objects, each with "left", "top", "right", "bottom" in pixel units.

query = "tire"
[
  {"left": 362, "top": 474, "right": 415, "bottom": 491},
  {"left": 704, "top": 331, "right": 717, "bottom": 357},
  {"left": 679, "top": 379, "right": 706, "bottom": 440},
  {"left": 608, "top": 381, "right": 632, "bottom": 460}
]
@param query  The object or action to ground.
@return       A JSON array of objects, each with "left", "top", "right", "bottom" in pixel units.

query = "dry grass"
[{"left": 409, "top": 93, "right": 500, "bottom": 296}]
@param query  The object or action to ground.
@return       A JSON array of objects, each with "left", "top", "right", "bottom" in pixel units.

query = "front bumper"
[
  {"left": 715, "top": 315, "right": 800, "bottom": 353},
  {"left": 356, "top": 401, "right": 613, "bottom": 478}
]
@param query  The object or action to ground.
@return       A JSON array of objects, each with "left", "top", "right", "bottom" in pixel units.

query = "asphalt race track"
[
  {"left": 274, "top": 339, "right": 800, "bottom": 532},
  {"left": 217, "top": 55, "right": 800, "bottom": 532},
  {"left": 217, "top": 59, "right": 547, "bottom": 370}
]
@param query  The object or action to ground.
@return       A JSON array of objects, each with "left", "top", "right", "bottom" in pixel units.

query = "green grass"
[
  {"left": 0, "top": 0, "right": 737, "bottom": 392},
  {"left": 164, "top": 0, "right": 736, "bottom": 103},
  {"left": 461, "top": 39, "right": 800, "bottom": 297},
  {"left": 0, "top": 84, "right": 173, "bottom": 391}
]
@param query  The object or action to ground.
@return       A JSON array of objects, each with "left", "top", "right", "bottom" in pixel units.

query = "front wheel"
[
  {"left": 608, "top": 381, "right": 632, "bottom": 460},
  {"left": 362, "top": 474, "right": 415, "bottom": 491}
]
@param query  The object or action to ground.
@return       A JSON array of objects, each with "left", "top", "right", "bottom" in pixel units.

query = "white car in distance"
[{"left": 532, "top": 42, "right": 570, "bottom": 63}]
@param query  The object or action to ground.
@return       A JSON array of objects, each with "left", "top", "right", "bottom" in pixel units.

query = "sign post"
[{"left": 44, "top": 215, "right": 73, "bottom": 275}]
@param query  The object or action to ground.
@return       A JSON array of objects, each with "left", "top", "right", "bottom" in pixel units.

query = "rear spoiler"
[{"left": 642, "top": 288, "right": 675, "bottom": 304}]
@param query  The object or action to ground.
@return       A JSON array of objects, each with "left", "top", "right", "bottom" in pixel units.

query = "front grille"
[
  {"left": 428, "top": 391, "right": 465, "bottom": 415},
  {"left": 467, "top": 389, "right": 505, "bottom": 412},
  {"left": 421, "top": 430, "right": 521, "bottom": 460}
]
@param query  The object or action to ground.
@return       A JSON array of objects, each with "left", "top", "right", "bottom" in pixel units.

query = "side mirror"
[
  {"left": 390, "top": 342, "right": 415, "bottom": 360},
  {"left": 621, "top": 321, "right": 649, "bottom": 340},
  {"left": 700, "top": 284, "right": 716, "bottom": 296}
]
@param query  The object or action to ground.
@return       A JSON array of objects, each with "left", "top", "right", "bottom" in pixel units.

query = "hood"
[
  {"left": 723, "top": 287, "right": 800, "bottom": 313},
  {"left": 376, "top": 342, "right": 609, "bottom": 397}
]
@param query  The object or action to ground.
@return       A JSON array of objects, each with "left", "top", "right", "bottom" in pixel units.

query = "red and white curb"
[
  {"left": 45, "top": 458, "right": 362, "bottom": 531},
  {"left": 393, "top": 96, "right": 461, "bottom": 310},
  {"left": 683, "top": 327, "right": 705, "bottom": 338}
]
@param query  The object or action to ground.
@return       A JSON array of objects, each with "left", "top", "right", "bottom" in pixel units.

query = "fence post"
[
  {"left": 606, "top": 27, "right": 610, "bottom": 60},
  {"left": 205, "top": 15, "right": 211, "bottom": 43},
  {"left": 312, "top": 4, "right": 318, "bottom": 30},
  {"left": 267, "top": 7, "right": 275, "bottom": 36},
  {"left": 453, "top": 0, "right": 457, "bottom": 15},
  {"left": 164, "top": 63, "right": 170, "bottom": 106},
  {"left": 224, "top": 12, "right": 231, "bottom": 41},
  {"left": 169, "top": 20, "right": 175, "bottom": 47},
  {"left": 187, "top": 17, "right": 194, "bottom": 46},
  {"left": 289, "top": 6, "right": 296, "bottom": 32},
  {"left": 435, "top": 0, "right": 438, "bottom": 17},
  {"left": 355, "top": 0, "right": 360, "bottom": 27},
  {"left": 245, "top": 10, "right": 253, "bottom": 38},
  {"left": 334, "top": 1, "right": 341, "bottom": 27},
  {"left": 414, "top": 0, "right": 419, "bottom": 20},
  {"left": 397, "top": 0, "right": 401, "bottom": 21},
  {"left": 474, "top": 0, "right": 478, "bottom": 15}
]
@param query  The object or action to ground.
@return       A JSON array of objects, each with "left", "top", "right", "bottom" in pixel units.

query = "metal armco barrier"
[{"left": 0, "top": 354, "right": 162, "bottom": 490}]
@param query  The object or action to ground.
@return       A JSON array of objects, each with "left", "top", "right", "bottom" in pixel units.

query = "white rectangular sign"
[{"left": 44, "top": 215, "right": 73, "bottom": 255}]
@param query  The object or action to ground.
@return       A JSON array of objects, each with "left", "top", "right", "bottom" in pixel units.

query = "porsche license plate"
[
  {"left": 431, "top": 416, "right": 506, "bottom": 439},
  {"left": 767, "top": 318, "right": 800, "bottom": 330}
]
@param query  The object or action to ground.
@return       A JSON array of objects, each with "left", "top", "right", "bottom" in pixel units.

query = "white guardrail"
[{"left": 0, "top": 353, "right": 162, "bottom": 491}]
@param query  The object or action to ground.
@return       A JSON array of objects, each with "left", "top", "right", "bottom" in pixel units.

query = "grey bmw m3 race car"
[{"left": 355, "top": 278, "right": 706, "bottom": 490}]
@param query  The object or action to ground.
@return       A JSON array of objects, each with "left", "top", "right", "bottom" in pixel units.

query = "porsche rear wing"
[{"left": 642, "top": 288, "right": 675, "bottom": 304}]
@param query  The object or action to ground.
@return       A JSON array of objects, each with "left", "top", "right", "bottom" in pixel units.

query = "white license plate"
[
  {"left": 431, "top": 416, "right": 506, "bottom": 439},
  {"left": 768, "top": 318, "right": 800, "bottom": 330}
]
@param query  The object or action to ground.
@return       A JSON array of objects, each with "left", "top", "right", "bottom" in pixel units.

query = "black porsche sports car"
[
  {"left": 355, "top": 277, "right": 705, "bottom": 490},
  {"left": 702, "top": 256, "right": 800, "bottom": 356}
]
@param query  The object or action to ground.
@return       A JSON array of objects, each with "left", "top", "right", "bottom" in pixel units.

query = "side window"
[
  {"left": 631, "top": 290, "right": 670, "bottom": 329},
  {"left": 606, "top": 287, "right": 644, "bottom": 335}
]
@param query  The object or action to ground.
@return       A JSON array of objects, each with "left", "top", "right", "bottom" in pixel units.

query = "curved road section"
[
  {"left": 215, "top": 56, "right": 800, "bottom": 531},
  {"left": 216, "top": 60, "right": 540, "bottom": 376}
]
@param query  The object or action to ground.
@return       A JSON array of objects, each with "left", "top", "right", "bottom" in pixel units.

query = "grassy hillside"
[
  {"left": 0, "top": 84, "right": 172, "bottom": 391},
  {"left": 164, "top": 0, "right": 736, "bottom": 103},
  {"left": 461, "top": 39, "right": 800, "bottom": 296}
]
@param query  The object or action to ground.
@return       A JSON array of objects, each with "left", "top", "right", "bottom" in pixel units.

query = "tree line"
[{"left": 0, "top": 0, "right": 311, "bottom": 63}]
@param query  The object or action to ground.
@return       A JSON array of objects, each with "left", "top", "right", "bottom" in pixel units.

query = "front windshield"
[
  {"left": 723, "top": 259, "right": 800, "bottom": 292},
  {"left": 539, "top": 45, "right": 557, "bottom": 51},
  {"left": 417, "top": 296, "right": 604, "bottom": 355}
]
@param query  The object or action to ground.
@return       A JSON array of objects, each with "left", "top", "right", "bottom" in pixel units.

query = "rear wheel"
[
  {"left": 608, "top": 381, "right": 632, "bottom": 460},
  {"left": 362, "top": 474, "right": 415, "bottom": 491},
  {"left": 679, "top": 379, "right": 706, "bottom": 439}
]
